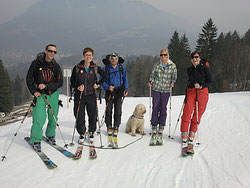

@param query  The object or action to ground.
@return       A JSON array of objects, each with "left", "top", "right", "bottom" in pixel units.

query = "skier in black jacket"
[
  {"left": 70, "top": 47, "right": 106, "bottom": 147},
  {"left": 26, "top": 44, "right": 63, "bottom": 151},
  {"left": 181, "top": 51, "right": 212, "bottom": 155}
]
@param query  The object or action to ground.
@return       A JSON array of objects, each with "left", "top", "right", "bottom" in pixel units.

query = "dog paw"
[{"left": 131, "top": 133, "right": 136, "bottom": 136}]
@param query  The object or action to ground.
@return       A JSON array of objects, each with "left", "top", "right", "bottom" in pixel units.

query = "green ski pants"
[{"left": 30, "top": 91, "right": 59, "bottom": 143}]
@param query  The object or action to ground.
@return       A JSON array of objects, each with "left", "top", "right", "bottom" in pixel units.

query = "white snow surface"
[{"left": 1, "top": 92, "right": 250, "bottom": 188}]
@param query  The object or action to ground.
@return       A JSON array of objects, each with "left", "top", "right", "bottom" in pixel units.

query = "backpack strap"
[{"left": 105, "top": 63, "right": 124, "bottom": 87}]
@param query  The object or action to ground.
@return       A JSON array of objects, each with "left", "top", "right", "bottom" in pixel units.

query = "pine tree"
[
  {"left": 241, "top": 29, "right": 250, "bottom": 90},
  {"left": 168, "top": 31, "right": 181, "bottom": 59},
  {"left": 0, "top": 59, "right": 14, "bottom": 113},
  {"left": 14, "top": 74, "right": 22, "bottom": 106},
  {"left": 168, "top": 31, "right": 190, "bottom": 95},
  {"left": 127, "top": 55, "right": 155, "bottom": 97},
  {"left": 196, "top": 18, "right": 218, "bottom": 63}
]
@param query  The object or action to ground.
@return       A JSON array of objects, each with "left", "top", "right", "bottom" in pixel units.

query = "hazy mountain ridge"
[{"left": 0, "top": 0, "right": 196, "bottom": 60}]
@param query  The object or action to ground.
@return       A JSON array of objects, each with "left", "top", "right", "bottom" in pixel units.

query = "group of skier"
[{"left": 25, "top": 44, "right": 212, "bottom": 157}]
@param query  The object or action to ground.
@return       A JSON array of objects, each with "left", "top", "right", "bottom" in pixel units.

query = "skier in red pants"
[{"left": 180, "top": 51, "right": 212, "bottom": 155}]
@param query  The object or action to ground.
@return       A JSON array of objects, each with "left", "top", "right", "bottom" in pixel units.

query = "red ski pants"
[{"left": 180, "top": 88, "right": 209, "bottom": 133}]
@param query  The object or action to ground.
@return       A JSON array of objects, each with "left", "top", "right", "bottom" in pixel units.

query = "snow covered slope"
[{"left": 1, "top": 92, "right": 250, "bottom": 188}]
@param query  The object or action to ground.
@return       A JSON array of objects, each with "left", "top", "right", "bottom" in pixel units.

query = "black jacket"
[
  {"left": 26, "top": 52, "right": 63, "bottom": 95},
  {"left": 187, "top": 63, "right": 212, "bottom": 89},
  {"left": 70, "top": 60, "right": 106, "bottom": 96}
]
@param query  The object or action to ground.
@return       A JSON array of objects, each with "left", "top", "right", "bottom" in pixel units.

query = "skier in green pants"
[{"left": 26, "top": 44, "right": 63, "bottom": 151}]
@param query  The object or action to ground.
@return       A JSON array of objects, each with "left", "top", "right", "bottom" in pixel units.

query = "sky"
[{"left": 0, "top": 0, "right": 249, "bottom": 35}]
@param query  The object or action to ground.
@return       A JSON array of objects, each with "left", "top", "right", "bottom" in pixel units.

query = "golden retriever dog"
[{"left": 126, "top": 104, "right": 146, "bottom": 136}]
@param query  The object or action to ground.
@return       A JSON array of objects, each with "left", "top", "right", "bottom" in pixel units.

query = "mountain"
[{"left": 0, "top": 0, "right": 196, "bottom": 58}]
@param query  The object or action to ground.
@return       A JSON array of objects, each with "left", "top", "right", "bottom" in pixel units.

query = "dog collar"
[{"left": 132, "top": 114, "right": 144, "bottom": 119}]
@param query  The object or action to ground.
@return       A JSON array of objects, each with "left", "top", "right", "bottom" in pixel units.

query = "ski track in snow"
[{"left": 0, "top": 92, "right": 250, "bottom": 188}]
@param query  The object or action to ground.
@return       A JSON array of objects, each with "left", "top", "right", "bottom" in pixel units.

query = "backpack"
[{"left": 200, "top": 59, "right": 210, "bottom": 67}]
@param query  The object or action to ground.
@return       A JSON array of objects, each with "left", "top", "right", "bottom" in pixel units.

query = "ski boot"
[
  {"left": 181, "top": 132, "right": 188, "bottom": 156},
  {"left": 113, "top": 126, "right": 119, "bottom": 149},
  {"left": 89, "top": 132, "right": 97, "bottom": 159},
  {"left": 149, "top": 126, "right": 157, "bottom": 146},
  {"left": 107, "top": 126, "right": 114, "bottom": 147},
  {"left": 73, "top": 134, "right": 85, "bottom": 159},
  {"left": 156, "top": 126, "right": 164, "bottom": 145},
  {"left": 78, "top": 134, "right": 85, "bottom": 145},
  {"left": 47, "top": 136, "right": 56, "bottom": 145},
  {"left": 187, "top": 131, "right": 195, "bottom": 155},
  {"left": 33, "top": 142, "right": 41, "bottom": 152}
]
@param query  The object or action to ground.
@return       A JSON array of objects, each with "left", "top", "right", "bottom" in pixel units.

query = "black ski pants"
[
  {"left": 74, "top": 92, "right": 97, "bottom": 135},
  {"left": 105, "top": 91, "right": 122, "bottom": 130}
]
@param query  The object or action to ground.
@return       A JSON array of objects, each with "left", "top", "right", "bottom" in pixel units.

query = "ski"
[
  {"left": 42, "top": 136, "right": 74, "bottom": 158},
  {"left": 113, "top": 135, "right": 118, "bottom": 149},
  {"left": 108, "top": 135, "right": 114, "bottom": 147},
  {"left": 182, "top": 147, "right": 188, "bottom": 157},
  {"left": 89, "top": 140, "right": 97, "bottom": 159},
  {"left": 89, "top": 145, "right": 97, "bottom": 159},
  {"left": 73, "top": 145, "right": 83, "bottom": 160},
  {"left": 187, "top": 144, "right": 195, "bottom": 155},
  {"left": 24, "top": 137, "right": 57, "bottom": 169},
  {"left": 156, "top": 133, "right": 163, "bottom": 146},
  {"left": 149, "top": 133, "right": 157, "bottom": 146}
]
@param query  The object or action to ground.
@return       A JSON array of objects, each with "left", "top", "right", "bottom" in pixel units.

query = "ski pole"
[
  {"left": 195, "top": 89, "right": 201, "bottom": 145},
  {"left": 95, "top": 97, "right": 104, "bottom": 148},
  {"left": 121, "top": 90, "right": 127, "bottom": 105},
  {"left": 1, "top": 97, "right": 37, "bottom": 161},
  {"left": 99, "top": 91, "right": 112, "bottom": 128},
  {"left": 149, "top": 86, "right": 152, "bottom": 128},
  {"left": 43, "top": 93, "right": 68, "bottom": 148},
  {"left": 172, "top": 101, "right": 185, "bottom": 138},
  {"left": 70, "top": 91, "right": 83, "bottom": 146},
  {"left": 168, "top": 87, "right": 173, "bottom": 139},
  {"left": 172, "top": 88, "right": 187, "bottom": 138}
]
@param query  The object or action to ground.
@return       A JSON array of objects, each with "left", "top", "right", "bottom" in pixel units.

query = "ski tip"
[{"left": 47, "top": 165, "right": 58, "bottom": 169}]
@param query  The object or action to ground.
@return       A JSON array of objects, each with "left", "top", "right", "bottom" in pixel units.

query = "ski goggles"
[{"left": 110, "top": 56, "right": 118, "bottom": 60}]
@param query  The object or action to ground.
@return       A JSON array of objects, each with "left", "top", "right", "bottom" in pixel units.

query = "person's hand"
[
  {"left": 38, "top": 84, "right": 46, "bottom": 90},
  {"left": 109, "top": 85, "right": 115, "bottom": 92},
  {"left": 194, "top": 83, "right": 200, "bottom": 89},
  {"left": 170, "top": 82, "right": 174, "bottom": 88},
  {"left": 147, "top": 82, "right": 152, "bottom": 87},
  {"left": 77, "top": 84, "right": 84, "bottom": 92},
  {"left": 93, "top": 84, "right": 99, "bottom": 90},
  {"left": 124, "top": 90, "right": 128, "bottom": 96},
  {"left": 34, "top": 92, "right": 41, "bottom": 98}
]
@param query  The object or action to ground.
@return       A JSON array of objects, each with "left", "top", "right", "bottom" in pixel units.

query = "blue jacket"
[{"left": 100, "top": 64, "right": 128, "bottom": 91}]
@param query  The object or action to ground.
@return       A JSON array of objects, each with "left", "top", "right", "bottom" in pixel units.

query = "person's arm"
[
  {"left": 97, "top": 66, "right": 107, "bottom": 86},
  {"left": 122, "top": 67, "right": 128, "bottom": 91},
  {"left": 148, "top": 64, "right": 156, "bottom": 84},
  {"left": 101, "top": 66, "right": 110, "bottom": 91},
  {"left": 171, "top": 64, "right": 177, "bottom": 84},
  {"left": 200, "top": 66, "right": 212, "bottom": 88},
  {"left": 70, "top": 66, "right": 77, "bottom": 89},
  {"left": 26, "top": 60, "right": 38, "bottom": 95}
]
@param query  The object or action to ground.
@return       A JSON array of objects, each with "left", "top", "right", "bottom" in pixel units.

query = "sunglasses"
[
  {"left": 84, "top": 54, "right": 93, "bottom": 57},
  {"left": 47, "top": 50, "right": 57, "bottom": 54},
  {"left": 160, "top": 54, "right": 168, "bottom": 57},
  {"left": 191, "top": 56, "right": 199, "bottom": 59}
]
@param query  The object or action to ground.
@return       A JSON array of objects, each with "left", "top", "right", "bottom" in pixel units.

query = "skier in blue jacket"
[{"left": 100, "top": 52, "right": 128, "bottom": 148}]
